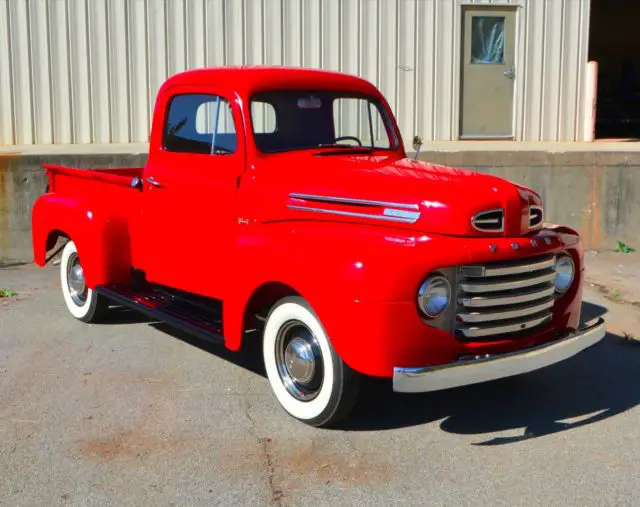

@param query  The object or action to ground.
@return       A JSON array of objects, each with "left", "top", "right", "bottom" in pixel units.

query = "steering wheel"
[{"left": 334, "top": 136, "right": 363, "bottom": 146}]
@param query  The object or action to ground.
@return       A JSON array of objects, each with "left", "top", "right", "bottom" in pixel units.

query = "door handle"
[
  {"left": 146, "top": 176, "right": 162, "bottom": 188},
  {"left": 504, "top": 66, "right": 516, "bottom": 80}
]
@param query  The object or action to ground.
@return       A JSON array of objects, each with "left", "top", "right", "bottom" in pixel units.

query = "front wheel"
[
  {"left": 263, "top": 297, "right": 361, "bottom": 427},
  {"left": 60, "top": 241, "right": 109, "bottom": 322}
]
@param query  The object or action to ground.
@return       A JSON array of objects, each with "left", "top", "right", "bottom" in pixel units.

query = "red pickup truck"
[{"left": 32, "top": 67, "right": 605, "bottom": 426}]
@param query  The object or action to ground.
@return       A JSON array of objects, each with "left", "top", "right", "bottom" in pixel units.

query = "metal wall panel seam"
[
  {"left": 451, "top": 0, "right": 460, "bottom": 140},
  {"left": 412, "top": 0, "right": 419, "bottom": 137},
  {"left": 556, "top": 0, "right": 566, "bottom": 141},
  {"left": 538, "top": 0, "right": 547, "bottom": 141},
  {"left": 0, "top": 0, "right": 15, "bottom": 144},
  {"left": 42, "top": 0, "right": 55, "bottom": 143},
  {"left": 431, "top": 0, "right": 437, "bottom": 139},
  {"left": 83, "top": 0, "right": 94, "bottom": 143},
  {"left": 520, "top": 0, "right": 529, "bottom": 140},
  {"left": 25, "top": 0, "right": 37, "bottom": 144},
  {"left": 64, "top": 0, "right": 74, "bottom": 143}
]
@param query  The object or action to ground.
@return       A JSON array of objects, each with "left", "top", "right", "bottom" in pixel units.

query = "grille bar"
[
  {"left": 458, "top": 314, "right": 553, "bottom": 338},
  {"left": 456, "top": 254, "right": 557, "bottom": 341},
  {"left": 529, "top": 206, "right": 543, "bottom": 229},
  {"left": 457, "top": 297, "right": 554, "bottom": 323},
  {"left": 463, "top": 255, "right": 555, "bottom": 278},
  {"left": 471, "top": 209, "right": 504, "bottom": 232},
  {"left": 460, "top": 271, "right": 555, "bottom": 293},
  {"left": 461, "top": 285, "right": 555, "bottom": 308}
]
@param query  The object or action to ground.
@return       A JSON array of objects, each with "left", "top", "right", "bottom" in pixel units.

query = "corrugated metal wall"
[{"left": 0, "top": 0, "right": 591, "bottom": 146}]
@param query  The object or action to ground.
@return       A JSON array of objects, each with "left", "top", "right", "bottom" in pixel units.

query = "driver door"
[{"left": 140, "top": 87, "right": 243, "bottom": 299}]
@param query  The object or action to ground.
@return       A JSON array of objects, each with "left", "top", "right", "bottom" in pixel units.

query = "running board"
[{"left": 96, "top": 284, "right": 224, "bottom": 345}]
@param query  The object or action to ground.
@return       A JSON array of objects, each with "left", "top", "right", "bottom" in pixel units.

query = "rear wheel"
[
  {"left": 263, "top": 297, "right": 361, "bottom": 427},
  {"left": 60, "top": 241, "right": 109, "bottom": 322}
]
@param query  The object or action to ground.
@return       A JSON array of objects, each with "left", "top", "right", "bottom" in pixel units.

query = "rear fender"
[{"left": 32, "top": 194, "right": 133, "bottom": 287}]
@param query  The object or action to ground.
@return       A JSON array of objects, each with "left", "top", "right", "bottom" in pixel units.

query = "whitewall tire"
[
  {"left": 60, "top": 241, "right": 109, "bottom": 322},
  {"left": 263, "top": 297, "right": 361, "bottom": 427}
]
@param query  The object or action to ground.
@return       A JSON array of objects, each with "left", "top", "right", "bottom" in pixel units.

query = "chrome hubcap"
[
  {"left": 284, "top": 337, "right": 316, "bottom": 384},
  {"left": 275, "top": 321, "right": 323, "bottom": 401},
  {"left": 66, "top": 253, "right": 88, "bottom": 306}
]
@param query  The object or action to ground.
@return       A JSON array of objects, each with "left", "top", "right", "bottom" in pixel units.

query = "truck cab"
[{"left": 32, "top": 67, "right": 605, "bottom": 427}]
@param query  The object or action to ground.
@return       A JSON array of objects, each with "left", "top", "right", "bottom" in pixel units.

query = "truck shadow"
[
  {"left": 341, "top": 301, "right": 640, "bottom": 441},
  {"left": 111, "top": 300, "right": 640, "bottom": 443}
]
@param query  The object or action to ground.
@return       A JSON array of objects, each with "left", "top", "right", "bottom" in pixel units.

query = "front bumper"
[{"left": 393, "top": 318, "right": 606, "bottom": 393}]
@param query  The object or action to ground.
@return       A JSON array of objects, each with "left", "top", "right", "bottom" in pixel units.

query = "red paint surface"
[{"left": 31, "top": 67, "right": 584, "bottom": 378}]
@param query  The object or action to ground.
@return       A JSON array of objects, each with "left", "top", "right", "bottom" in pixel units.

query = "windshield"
[{"left": 250, "top": 90, "right": 398, "bottom": 153}]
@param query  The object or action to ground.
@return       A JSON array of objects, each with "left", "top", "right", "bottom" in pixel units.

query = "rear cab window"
[{"left": 163, "top": 94, "right": 237, "bottom": 155}]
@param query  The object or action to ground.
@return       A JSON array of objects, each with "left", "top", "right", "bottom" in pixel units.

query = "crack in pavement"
[{"left": 243, "top": 397, "right": 283, "bottom": 506}]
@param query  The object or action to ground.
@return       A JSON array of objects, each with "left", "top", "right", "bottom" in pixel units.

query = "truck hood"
[{"left": 257, "top": 154, "right": 542, "bottom": 237}]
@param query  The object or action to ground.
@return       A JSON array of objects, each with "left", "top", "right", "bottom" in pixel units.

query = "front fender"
[
  {"left": 230, "top": 222, "right": 584, "bottom": 378},
  {"left": 32, "top": 194, "right": 133, "bottom": 287},
  {"left": 227, "top": 222, "right": 468, "bottom": 355}
]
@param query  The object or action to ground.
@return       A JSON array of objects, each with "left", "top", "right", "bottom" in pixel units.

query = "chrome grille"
[
  {"left": 456, "top": 254, "right": 556, "bottom": 341},
  {"left": 472, "top": 209, "right": 504, "bottom": 232}
]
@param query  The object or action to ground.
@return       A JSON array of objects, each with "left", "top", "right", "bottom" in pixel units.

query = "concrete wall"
[
  {"left": 0, "top": 152, "right": 146, "bottom": 265},
  {"left": 1, "top": 149, "right": 639, "bottom": 263}
]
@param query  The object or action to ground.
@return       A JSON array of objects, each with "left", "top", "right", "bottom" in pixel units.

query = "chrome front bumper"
[{"left": 393, "top": 318, "right": 606, "bottom": 393}]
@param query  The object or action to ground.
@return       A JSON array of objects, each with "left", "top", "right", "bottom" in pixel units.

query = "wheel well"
[
  {"left": 46, "top": 229, "right": 70, "bottom": 253},
  {"left": 242, "top": 282, "right": 300, "bottom": 335}
]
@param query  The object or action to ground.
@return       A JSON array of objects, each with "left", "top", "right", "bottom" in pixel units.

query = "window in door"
[
  {"left": 163, "top": 94, "right": 237, "bottom": 154},
  {"left": 471, "top": 17, "right": 505, "bottom": 64}
]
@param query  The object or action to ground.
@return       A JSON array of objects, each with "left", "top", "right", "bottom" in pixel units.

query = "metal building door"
[{"left": 460, "top": 7, "right": 516, "bottom": 139}]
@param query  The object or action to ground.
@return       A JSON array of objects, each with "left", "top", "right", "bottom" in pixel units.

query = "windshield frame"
[{"left": 248, "top": 89, "right": 401, "bottom": 154}]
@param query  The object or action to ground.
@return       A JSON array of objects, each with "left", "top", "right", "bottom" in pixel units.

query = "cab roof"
[{"left": 161, "top": 66, "right": 383, "bottom": 98}]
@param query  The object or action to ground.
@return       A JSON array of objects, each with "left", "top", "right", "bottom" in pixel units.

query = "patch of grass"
[
  {"left": 609, "top": 288, "right": 622, "bottom": 302},
  {"left": 614, "top": 240, "right": 636, "bottom": 254},
  {"left": 0, "top": 288, "right": 17, "bottom": 298}
]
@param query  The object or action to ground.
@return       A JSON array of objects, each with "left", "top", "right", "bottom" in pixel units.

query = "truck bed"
[
  {"left": 34, "top": 164, "right": 145, "bottom": 281},
  {"left": 44, "top": 164, "right": 144, "bottom": 191}
]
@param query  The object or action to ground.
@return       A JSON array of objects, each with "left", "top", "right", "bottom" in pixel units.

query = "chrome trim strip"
[
  {"left": 529, "top": 205, "right": 544, "bottom": 229},
  {"left": 471, "top": 208, "right": 505, "bottom": 233},
  {"left": 457, "top": 298, "right": 555, "bottom": 323},
  {"left": 289, "top": 193, "right": 419, "bottom": 210},
  {"left": 287, "top": 205, "right": 420, "bottom": 224},
  {"left": 393, "top": 318, "right": 606, "bottom": 393},
  {"left": 383, "top": 208, "right": 421, "bottom": 220},
  {"left": 466, "top": 256, "right": 555, "bottom": 278},
  {"left": 461, "top": 286, "right": 555, "bottom": 308},
  {"left": 458, "top": 314, "right": 552, "bottom": 338},
  {"left": 460, "top": 272, "right": 555, "bottom": 293}
]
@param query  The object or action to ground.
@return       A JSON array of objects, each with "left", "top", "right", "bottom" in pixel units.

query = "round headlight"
[
  {"left": 554, "top": 255, "right": 575, "bottom": 293},
  {"left": 418, "top": 275, "right": 451, "bottom": 318}
]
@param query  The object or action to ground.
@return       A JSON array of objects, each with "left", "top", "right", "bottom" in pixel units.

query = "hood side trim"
[
  {"left": 290, "top": 193, "right": 419, "bottom": 210},
  {"left": 288, "top": 205, "right": 421, "bottom": 224}
]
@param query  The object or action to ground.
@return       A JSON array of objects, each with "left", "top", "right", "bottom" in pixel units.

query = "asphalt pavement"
[{"left": 1, "top": 262, "right": 639, "bottom": 506}]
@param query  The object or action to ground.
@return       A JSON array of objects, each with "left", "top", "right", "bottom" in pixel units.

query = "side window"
[{"left": 163, "top": 94, "right": 237, "bottom": 154}]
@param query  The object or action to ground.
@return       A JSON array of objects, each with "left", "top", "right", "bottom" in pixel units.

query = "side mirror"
[{"left": 412, "top": 135, "right": 423, "bottom": 160}]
